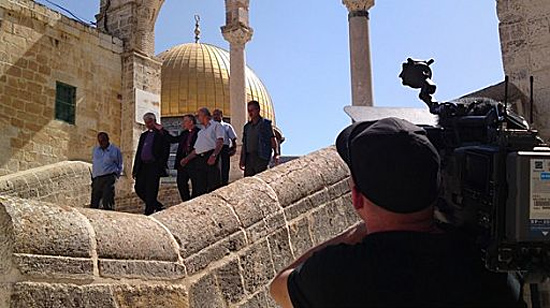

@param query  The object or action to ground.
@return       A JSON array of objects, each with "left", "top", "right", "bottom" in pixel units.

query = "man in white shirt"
[
  {"left": 213, "top": 109, "right": 238, "bottom": 186},
  {"left": 180, "top": 107, "right": 225, "bottom": 195}
]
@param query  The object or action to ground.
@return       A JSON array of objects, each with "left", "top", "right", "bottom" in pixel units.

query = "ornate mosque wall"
[
  {"left": 497, "top": 0, "right": 550, "bottom": 138},
  {"left": 0, "top": 147, "right": 358, "bottom": 308},
  {"left": 0, "top": 0, "right": 124, "bottom": 176}
]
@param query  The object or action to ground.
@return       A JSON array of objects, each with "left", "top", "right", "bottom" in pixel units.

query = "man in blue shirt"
[{"left": 91, "top": 132, "right": 123, "bottom": 210}]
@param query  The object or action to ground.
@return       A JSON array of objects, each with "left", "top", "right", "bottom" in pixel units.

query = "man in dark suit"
[
  {"left": 163, "top": 114, "right": 201, "bottom": 202},
  {"left": 132, "top": 112, "right": 171, "bottom": 215}
]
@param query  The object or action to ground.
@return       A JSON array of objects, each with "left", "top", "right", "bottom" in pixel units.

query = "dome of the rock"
[{"left": 158, "top": 43, "right": 275, "bottom": 123}]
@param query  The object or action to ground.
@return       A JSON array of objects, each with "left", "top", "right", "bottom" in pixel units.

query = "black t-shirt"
[{"left": 287, "top": 230, "right": 525, "bottom": 308}]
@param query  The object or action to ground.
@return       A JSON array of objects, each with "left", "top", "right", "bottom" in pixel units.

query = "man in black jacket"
[
  {"left": 270, "top": 118, "right": 525, "bottom": 308},
  {"left": 162, "top": 114, "right": 201, "bottom": 202},
  {"left": 132, "top": 112, "right": 170, "bottom": 215}
]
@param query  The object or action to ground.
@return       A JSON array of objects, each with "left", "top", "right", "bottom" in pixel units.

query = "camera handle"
[{"left": 399, "top": 58, "right": 438, "bottom": 111}]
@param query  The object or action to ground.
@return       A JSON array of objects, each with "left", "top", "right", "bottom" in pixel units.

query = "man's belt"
[
  {"left": 93, "top": 172, "right": 117, "bottom": 179},
  {"left": 197, "top": 150, "right": 215, "bottom": 157}
]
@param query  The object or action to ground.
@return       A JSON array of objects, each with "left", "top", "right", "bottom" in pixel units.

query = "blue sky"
[{"left": 36, "top": 0, "right": 504, "bottom": 155}]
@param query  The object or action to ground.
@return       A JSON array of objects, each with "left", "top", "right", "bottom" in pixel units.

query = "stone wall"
[
  {"left": 0, "top": 147, "right": 357, "bottom": 308},
  {"left": 497, "top": 0, "right": 550, "bottom": 138},
  {"left": 0, "top": 160, "right": 183, "bottom": 213},
  {"left": 0, "top": 161, "right": 92, "bottom": 208},
  {"left": 115, "top": 184, "right": 182, "bottom": 214},
  {"left": 0, "top": 0, "right": 123, "bottom": 176}
]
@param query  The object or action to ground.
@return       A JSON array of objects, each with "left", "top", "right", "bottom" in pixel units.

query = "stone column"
[
  {"left": 343, "top": 0, "right": 375, "bottom": 106},
  {"left": 222, "top": 0, "right": 253, "bottom": 143}
]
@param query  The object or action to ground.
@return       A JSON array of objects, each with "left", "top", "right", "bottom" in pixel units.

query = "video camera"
[{"left": 400, "top": 58, "right": 550, "bottom": 275}]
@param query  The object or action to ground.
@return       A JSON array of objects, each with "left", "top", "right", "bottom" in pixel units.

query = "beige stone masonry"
[
  {"left": 0, "top": 161, "right": 92, "bottom": 208},
  {"left": 0, "top": 147, "right": 357, "bottom": 308},
  {"left": 0, "top": 0, "right": 123, "bottom": 176}
]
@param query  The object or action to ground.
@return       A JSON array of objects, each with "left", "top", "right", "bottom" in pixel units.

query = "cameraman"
[{"left": 270, "top": 118, "right": 525, "bottom": 307}]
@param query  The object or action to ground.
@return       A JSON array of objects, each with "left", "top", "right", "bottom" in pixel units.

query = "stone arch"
[{"left": 97, "top": 0, "right": 166, "bottom": 56}]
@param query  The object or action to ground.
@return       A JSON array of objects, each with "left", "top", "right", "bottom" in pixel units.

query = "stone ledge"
[
  {"left": 99, "top": 259, "right": 186, "bottom": 280},
  {"left": 213, "top": 177, "right": 280, "bottom": 229},
  {"left": 78, "top": 209, "right": 179, "bottom": 262},
  {"left": 0, "top": 161, "right": 92, "bottom": 208},
  {"left": 153, "top": 194, "right": 242, "bottom": 259},
  {"left": 113, "top": 284, "right": 189, "bottom": 308},
  {"left": 0, "top": 197, "right": 93, "bottom": 258},
  {"left": 0, "top": 147, "right": 358, "bottom": 307},
  {"left": 10, "top": 282, "right": 117, "bottom": 308},
  {"left": 256, "top": 147, "right": 349, "bottom": 207},
  {"left": 14, "top": 254, "right": 93, "bottom": 279},
  {"left": 184, "top": 231, "right": 247, "bottom": 276}
]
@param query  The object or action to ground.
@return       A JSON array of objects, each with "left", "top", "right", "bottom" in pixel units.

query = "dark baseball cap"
[{"left": 336, "top": 117, "right": 440, "bottom": 213}]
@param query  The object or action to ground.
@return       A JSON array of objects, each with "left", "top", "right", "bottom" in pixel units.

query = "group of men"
[
  {"left": 90, "top": 100, "right": 280, "bottom": 215},
  {"left": 90, "top": 109, "right": 528, "bottom": 306}
]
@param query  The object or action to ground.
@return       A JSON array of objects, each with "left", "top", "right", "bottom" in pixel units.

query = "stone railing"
[
  {"left": 0, "top": 160, "right": 183, "bottom": 213},
  {"left": 0, "top": 161, "right": 92, "bottom": 208},
  {"left": 0, "top": 147, "right": 357, "bottom": 308}
]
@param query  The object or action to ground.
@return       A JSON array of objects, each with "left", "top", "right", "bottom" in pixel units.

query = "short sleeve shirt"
[
  {"left": 194, "top": 120, "right": 225, "bottom": 154},
  {"left": 220, "top": 121, "right": 237, "bottom": 146},
  {"left": 287, "top": 231, "right": 524, "bottom": 308}
]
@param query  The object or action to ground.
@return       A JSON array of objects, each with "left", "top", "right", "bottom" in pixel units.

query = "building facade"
[{"left": 0, "top": 0, "right": 123, "bottom": 176}]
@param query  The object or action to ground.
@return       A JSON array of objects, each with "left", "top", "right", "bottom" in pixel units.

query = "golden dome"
[{"left": 159, "top": 43, "right": 275, "bottom": 123}]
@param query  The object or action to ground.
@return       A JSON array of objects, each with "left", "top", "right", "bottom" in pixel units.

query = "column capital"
[
  {"left": 222, "top": 25, "right": 253, "bottom": 45},
  {"left": 343, "top": 0, "right": 375, "bottom": 13}
]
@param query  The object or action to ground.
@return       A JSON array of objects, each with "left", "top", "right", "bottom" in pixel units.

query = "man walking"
[
  {"left": 91, "top": 132, "right": 123, "bottom": 210},
  {"left": 213, "top": 109, "right": 237, "bottom": 186},
  {"left": 180, "top": 108, "right": 224, "bottom": 196},
  {"left": 132, "top": 113, "right": 170, "bottom": 215},
  {"left": 163, "top": 114, "right": 201, "bottom": 202},
  {"left": 240, "top": 100, "right": 279, "bottom": 177}
]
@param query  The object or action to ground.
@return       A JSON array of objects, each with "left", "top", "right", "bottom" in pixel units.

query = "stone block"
[
  {"left": 189, "top": 273, "right": 225, "bottom": 308},
  {"left": 214, "top": 177, "right": 279, "bottom": 228},
  {"left": 0, "top": 283, "right": 12, "bottom": 308},
  {"left": 335, "top": 193, "right": 359, "bottom": 226},
  {"left": 239, "top": 240, "right": 275, "bottom": 295},
  {"left": 0, "top": 196, "right": 92, "bottom": 258},
  {"left": 267, "top": 227, "right": 294, "bottom": 273},
  {"left": 78, "top": 209, "right": 179, "bottom": 262},
  {"left": 257, "top": 147, "right": 348, "bottom": 207},
  {"left": 236, "top": 291, "right": 266, "bottom": 308},
  {"left": 14, "top": 253, "right": 93, "bottom": 279},
  {"left": 214, "top": 258, "right": 246, "bottom": 305},
  {"left": 327, "top": 179, "right": 351, "bottom": 200},
  {"left": 113, "top": 284, "right": 189, "bottom": 308},
  {"left": 0, "top": 202, "right": 14, "bottom": 277},
  {"left": 11, "top": 282, "right": 117, "bottom": 308},
  {"left": 284, "top": 195, "right": 315, "bottom": 221},
  {"left": 99, "top": 259, "right": 185, "bottom": 280},
  {"left": 308, "top": 201, "right": 350, "bottom": 245},
  {"left": 288, "top": 218, "right": 313, "bottom": 258},
  {"left": 153, "top": 194, "right": 241, "bottom": 258},
  {"left": 245, "top": 211, "right": 286, "bottom": 244},
  {"left": 184, "top": 231, "right": 247, "bottom": 275}
]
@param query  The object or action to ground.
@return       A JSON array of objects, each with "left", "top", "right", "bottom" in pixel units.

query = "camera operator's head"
[{"left": 336, "top": 117, "right": 441, "bottom": 234}]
